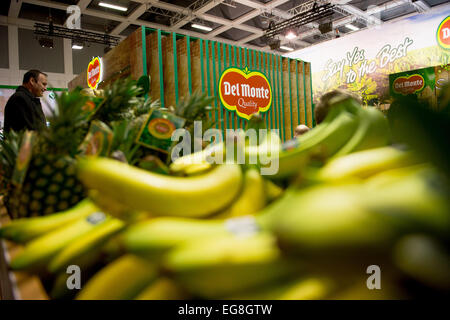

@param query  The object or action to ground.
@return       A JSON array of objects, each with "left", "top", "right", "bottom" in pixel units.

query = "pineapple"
[{"left": 2, "top": 91, "right": 90, "bottom": 218}]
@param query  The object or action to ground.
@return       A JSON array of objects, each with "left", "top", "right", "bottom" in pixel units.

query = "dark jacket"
[{"left": 3, "top": 86, "right": 46, "bottom": 133}]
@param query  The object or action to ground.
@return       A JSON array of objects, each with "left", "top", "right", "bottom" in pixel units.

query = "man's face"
[{"left": 31, "top": 74, "right": 48, "bottom": 97}]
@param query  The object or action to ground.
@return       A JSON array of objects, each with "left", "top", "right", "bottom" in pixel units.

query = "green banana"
[
  {"left": 163, "top": 232, "right": 298, "bottom": 298},
  {"left": 271, "top": 108, "right": 358, "bottom": 179},
  {"left": 77, "top": 158, "right": 243, "bottom": 218},
  {"left": 48, "top": 217, "right": 125, "bottom": 273},
  {"left": 317, "top": 146, "right": 420, "bottom": 182},
  {"left": 9, "top": 211, "right": 110, "bottom": 271},
  {"left": 0, "top": 199, "right": 98, "bottom": 243},
  {"left": 269, "top": 184, "right": 395, "bottom": 253},
  {"left": 77, "top": 254, "right": 158, "bottom": 300},
  {"left": 333, "top": 107, "right": 391, "bottom": 158},
  {"left": 362, "top": 165, "right": 450, "bottom": 236},
  {"left": 393, "top": 234, "right": 450, "bottom": 291}
]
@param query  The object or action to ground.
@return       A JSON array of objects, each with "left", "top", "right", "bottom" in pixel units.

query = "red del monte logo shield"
[
  {"left": 393, "top": 74, "right": 425, "bottom": 95},
  {"left": 87, "top": 57, "right": 102, "bottom": 90},
  {"left": 219, "top": 67, "right": 272, "bottom": 120},
  {"left": 437, "top": 16, "right": 450, "bottom": 50}
]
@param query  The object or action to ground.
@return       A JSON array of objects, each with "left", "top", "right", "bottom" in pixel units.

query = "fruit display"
[{"left": 0, "top": 82, "right": 449, "bottom": 300}]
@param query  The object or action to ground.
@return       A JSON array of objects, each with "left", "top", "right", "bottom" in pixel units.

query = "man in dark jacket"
[{"left": 3, "top": 70, "right": 48, "bottom": 133}]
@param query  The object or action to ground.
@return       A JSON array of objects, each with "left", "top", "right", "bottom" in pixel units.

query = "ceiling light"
[
  {"left": 191, "top": 24, "right": 213, "bottom": 32},
  {"left": 98, "top": 2, "right": 128, "bottom": 12},
  {"left": 72, "top": 44, "right": 83, "bottom": 49},
  {"left": 285, "top": 30, "right": 297, "bottom": 40},
  {"left": 345, "top": 24, "right": 359, "bottom": 31},
  {"left": 280, "top": 45, "right": 294, "bottom": 51}
]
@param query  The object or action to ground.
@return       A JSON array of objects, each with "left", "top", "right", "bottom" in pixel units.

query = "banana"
[
  {"left": 393, "top": 234, "right": 450, "bottom": 291},
  {"left": 271, "top": 108, "right": 359, "bottom": 179},
  {"left": 77, "top": 254, "right": 158, "bottom": 300},
  {"left": 215, "top": 168, "right": 266, "bottom": 219},
  {"left": 0, "top": 199, "right": 97, "bottom": 243},
  {"left": 169, "top": 142, "right": 224, "bottom": 174},
  {"left": 317, "top": 146, "right": 420, "bottom": 182},
  {"left": 333, "top": 107, "right": 391, "bottom": 158},
  {"left": 135, "top": 277, "right": 189, "bottom": 300},
  {"left": 121, "top": 217, "right": 230, "bottom": 257},
  {"left": 264, "top": 179, "right": 283, "bottom": 202},
  {"left": 269, "top": 183, "right": 395, "bottom": 253},
  {"left": 10, "top": 211, "right": 110, "bottom": 271},
  {"left": 163, "top": 232, "right": 298, "bottom": 298},
  {"left": 224, "top": 276, "right": 334, "bottom": 300},
  {"left": 48, "top": 217, "right": 125, "bottom": 273},
  {"left": 77, "top": 158, "right": 243, "bottom": 218},
  {"left": 362, "top": 165, "right": 450, "bottom": 236}
]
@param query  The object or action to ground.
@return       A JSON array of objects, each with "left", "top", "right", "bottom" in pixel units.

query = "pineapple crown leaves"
[
  {"left": 174, "top": 92, "right": 216, "bottom": 129},
  {"left": 110, "top": 118, "right": 143, "bottom": 164},
  {"left": 91, "top": 77, "right": 144, "bottom": 124},
  {"left": 0, "top": 130, "right": 24, "bottom": 187},
  {"left": 42, "top": 90, "right": 91, "bottom": 156}
]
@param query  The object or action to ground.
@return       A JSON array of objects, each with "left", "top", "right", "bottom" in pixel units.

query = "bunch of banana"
[
  {"left": 317, "top": 146, "right": 420, "bottom": 182},
  {"left": 77, "top": 157, "right": 243, "bottom": 218},
  {"left": 77, "top": 254, "right": 158, "bottom": 300},
  {"left": 162, "top": 232, "right": 299, "bottom": 298},
  {"left": 0, "top": 199, "right": 97, "bottom": 243},
  {"left": 9, "top": 210, "right": 114, "bottom": 272},
  {"left": 214, "top": 167, "right": 266, "bottom": 219}
]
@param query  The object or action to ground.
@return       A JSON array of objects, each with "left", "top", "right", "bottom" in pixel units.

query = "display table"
[{"left": 0, "top": 209, "right": 48, "bottom": 300}]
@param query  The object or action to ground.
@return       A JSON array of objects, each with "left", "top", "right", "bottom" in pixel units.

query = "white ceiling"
[{"left": 1, "top": 0, "right": 449, "bottom": 53}]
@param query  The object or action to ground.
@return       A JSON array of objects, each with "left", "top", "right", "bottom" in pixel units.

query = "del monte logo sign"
[
  {"left": 393, "top": 74, "right": 425, "bottom": 95},
  {"left": 437, "top": 16, "right": 450, "bottom": 50},
  {"left": 219, "top": 66, "right": 272, "bottom": 120},
  {"left": 87, "top": 57, "right": 102, "bottom": 90}
]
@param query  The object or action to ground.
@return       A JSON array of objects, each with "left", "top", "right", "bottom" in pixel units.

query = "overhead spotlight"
[
  {"left": 98, "top": 2, "right": 128, "bottom": 12},
  {"left": 285, "top": 29, "right": 297, "bottom": 40},
  {"left": 280, "top": 45, "right": 294, "bottom": 52},
  {"left": 38, "top": 37, "right": 54, "bottom": 49},
  {"left": 191, "top": 23, "right": 213, "bottom": 32},
  {"left": 72, "top": 40, "right": 84, "bottom": 50},
  {"left": 345, "top": 24, "right": 360, "bottom": 31}
]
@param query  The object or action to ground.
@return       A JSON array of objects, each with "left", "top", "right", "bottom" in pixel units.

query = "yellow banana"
[
  {"left": 264, "top": 179, "right": 283, "bottom": 202},
  {"left": 135, "top": 277, "right": 189, "bottom": 300},
  {"left": 0, "top": 199, "right": 97, "bottom": 243},
  {"left": 170, "top": 142, "right": 224, "bottom": 174},
  {"left": 163, "top": 232, "right": 298, "bottom": 298},
  {"left": 77, "top": 157, "right": 243, "bottom": 218},
  {"left": 48, "top": 217, "right": 125, "bottom": 273},
  {"left": 121, "top": 217, "right": 230, "bottom": 257},
  {"left": 318, "top": 146, "right": 419, "bottom": 182},
  {"left": 77, "top": 254, "right": 158, "bottom": 300},
  {"left": 224, "top": 277, "right": 334, "bottom": 300},
  {"left": 215, "top": 168, "right": 266, "bottom": 219},
  {"left": 10, "top": 211, "right": 109, "bottom": 271}
]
